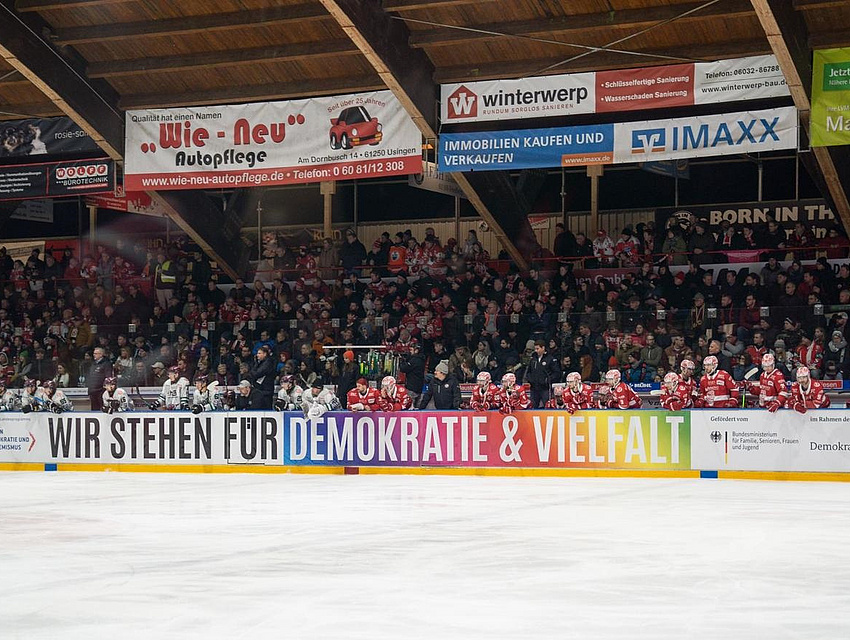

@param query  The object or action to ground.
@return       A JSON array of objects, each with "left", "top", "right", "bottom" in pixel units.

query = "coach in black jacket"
[
  {"left": 524, "top": 340, "right": 560, "bottom": 408},
  {"left": 88, "top": 347, "right": 114, "bottom": 411},
  {"left": 248, "top": 346, "right": 275, "bottom": 409},
  {"left": 418, "top": 361, "right": 461, "bottom": 410}
]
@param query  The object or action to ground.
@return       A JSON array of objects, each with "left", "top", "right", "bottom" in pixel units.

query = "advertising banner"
[
  {"left": 811, "top": 47, "right": 850, "bottom": 147},
  {"left": 0, "top": 412, "right": 284, "bottom": 466},
  {"left": 0, "top": 157, "right": 115, "bottom": 201},
  {"left": 440, "top": 56, "right": 789, "bottom": 124},
  {"left": 0, "top": 116, "right": 100, "bottom": 159},
  {"left": 613, "top": 106, "right": 797, "bottom": 164},
  {"left": 691, "top": 410, "right": 850, "bottom": 473},
  {"left": 86, "top": 186, "right": 168, "bottom": 215},
  {"left": 439, "top": 107, "right": 797, "bottom": 171},
  {"left": 655, "top": 199, "right": 837, "bottom": 241},
  {"left": 439, "top": 124, "right": 614, "bottom": 172},
  {"left": 10, "top": 199, "right": 53, "bottom": 224},
  {"left": 283, "top": 410, "right": 691, "bottom": 469},
  {"left": 124, "top": 90, "right": 422, "bottom": 191}
]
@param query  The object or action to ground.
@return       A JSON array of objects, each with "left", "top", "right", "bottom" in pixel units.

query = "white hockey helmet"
[
  {"left": 761, "top": 353, "right": 775, "bottom": 370},
  {"left": 604, "top": 369, "right": 621, "bottom": 386},
  {"left": 566, "top": 371, "right": 582, "bottom": 391},
  {"left": 663, "top": 371, "right": 680, "bottom": 391},
  {"left": 476, "top": 371, "right": 491, "bottom": 386},
  {"left": 381, "top": 375, "right": 396, "bottom": 390},
  {"left": 501, "top": 372, "right": 516, "bottom": 387},
  {"left": 796, "top": 366, "right": 810, "bottom": 383},
  {"left": 703, "top": 355, "right": 718, "bottom": 375}
]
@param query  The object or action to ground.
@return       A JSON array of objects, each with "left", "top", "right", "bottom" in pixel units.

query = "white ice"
[{"left": 0, "top": 473, "right": 848, "bottom": 639}]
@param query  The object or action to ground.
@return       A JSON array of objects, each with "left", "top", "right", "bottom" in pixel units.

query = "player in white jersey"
[
  {"left": 102, "top": 376, "right": 131, "bottom": 413},
  {"left": 20, "top": 378, "right": 41, "bottom": 413},
  {"left": 301, "top": 380, "right": 340, "bottom": 418},
  {"left": 275, "top": 375, "right": 304, "bottom": 411},
  {"left": 149, "top": 366, "right": 190, "bottom": 411},
  {"left": 37, "top": 380, "right": 72, "bottom": 413},
  {"left": 191, "top": 375, "right": 221, "bottom": 414},
  {"left": 0, "top": 378, "right": 20, "bottom": 411}
]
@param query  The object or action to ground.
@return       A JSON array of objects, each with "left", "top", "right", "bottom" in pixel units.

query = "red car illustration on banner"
[{"left": 329, "top": 106, "right": 383, "bottom": 150}]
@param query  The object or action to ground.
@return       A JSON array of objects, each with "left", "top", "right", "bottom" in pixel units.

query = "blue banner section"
[{"left": 438, "top": 124, "right": 615, "bottom": 172}]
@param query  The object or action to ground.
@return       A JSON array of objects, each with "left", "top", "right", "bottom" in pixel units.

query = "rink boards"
[{"left": 0, "top": 409, "right": 849, "bottom": 481}]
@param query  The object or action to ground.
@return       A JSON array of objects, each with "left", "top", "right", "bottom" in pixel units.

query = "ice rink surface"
[{"left": 0, "top": 472, "right": 849, "bottom": 640}]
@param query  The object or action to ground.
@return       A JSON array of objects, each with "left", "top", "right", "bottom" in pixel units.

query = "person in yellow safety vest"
[{"left": 154, "top": 251, "right": 177, "bottom": 309}]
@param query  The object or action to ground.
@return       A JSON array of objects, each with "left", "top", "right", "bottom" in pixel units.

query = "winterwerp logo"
[{"left": 446, "top": 85, "right": 478, "bottom": 119}]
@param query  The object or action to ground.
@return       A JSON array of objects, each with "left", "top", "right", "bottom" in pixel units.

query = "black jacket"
[
  {"left": 398, "top": 352, "right": 426, "bottom": 393},
  {"left": 234, "top": 389, "right": 258, "bottom": 410},
  {"left": 524, "top": 351, "right": 560, "bottom": 388},
  {"left": 418, "top": 374, "right": 461, "bottom": 410},
  {"left": 88, "top": 357, "right": 114, "bottom": 392},
  {"left": 337, "top": 364, "right": 359, "bottom": 408},
  {"left": 249, "top": 357, "right": 275, "bottom": 394}
]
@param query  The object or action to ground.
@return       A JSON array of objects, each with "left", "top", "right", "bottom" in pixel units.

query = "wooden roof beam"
[
  {"left": 0, "top": 3, "right": 123, "bottom": 159},
  {"left": 410, "top": 0, "right": 754, "bottom": 48},
  {"left": 809, "top": 29, "right": 850, "bottom": 49},
  {"left": 87, "top": 39, "right": 359, "bottom": 78},
  {"left": 319, "top": 0, "right": 541, "bottom": 270},
  {"left": 119, "top": 74, "right": 384, "bottom": 110},
  {"left": 435, "top": 39, "right": 772, "bottom": 83},
  {"left": 750, "top": 0, "right": 850, "bottom": 231},
  {"left": 383, "top": 0, "right": 491, "bottom": 10},
  {"left": 16, "top": 0, "right": 131, "bottom": 11},
  {"left": 53, "top": 3, "right": 329, "bottom": 45},
  {"left": 792, "top": 0, "right": 849, "bottom": 9}
]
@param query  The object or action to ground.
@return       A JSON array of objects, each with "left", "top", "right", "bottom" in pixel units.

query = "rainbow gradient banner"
[{"left": 282, "top": 410, "right": 690, "bottom": 469}]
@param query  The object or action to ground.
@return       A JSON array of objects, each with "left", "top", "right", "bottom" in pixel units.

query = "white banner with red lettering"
[
  {"left": 125, "top": 90, "right": 422, "bottom": 191},
  {"left": 441, "top": 55, "right": 789, "bottom": 123}
]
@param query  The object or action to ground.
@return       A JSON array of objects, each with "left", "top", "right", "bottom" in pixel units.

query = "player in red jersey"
[
  {"left": 347, "top": 377, "right": 379, "bottom": 412},
  {"left": 560, "top": 371, "right": 594, "bottom": 414},
  {"left": 597, "top": 369, "right": 642, "bottom": 409},
  {"left": 377, "top": 375, "right": 412, "bottom": 411},
  {"left": 753, "top": 353, "right": 789, "bottom": 412},
  {"left": 470, "top": 371, "right": 501, "bottom": 411},
  {"left": 545, "top": 384, "right": 568, "bottom": 409},
  {"left": 788, "top": 366, "right": 830, "bottom": 413},
  {"left": 660, "top": 372, "right": 694, "bottom": 411},
  {"left": 498, "top": 372, "right": 530, "bottom": 415},
  {"left": 698, "top": 355, "right": 739, "bottom": 408},
  {"left": 678, "top": 359, "right": 699, "bottom": 407}
]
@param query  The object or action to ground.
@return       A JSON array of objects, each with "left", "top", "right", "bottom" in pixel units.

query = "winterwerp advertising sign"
[
  {"left": 440, "top": 55, "right": 789, "bottom": 124},
  {"left": 124, "top": 90, "right": 422, "bottom": 191}
]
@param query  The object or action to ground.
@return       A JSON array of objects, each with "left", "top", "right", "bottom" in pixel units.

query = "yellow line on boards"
[
  {"left": 0, "top": 463, "right": 45, "bottom": 472},
  {"left": 717, "top": 471, "right": 850, "bottom": 483},
  {"left": 52, "top": 463, "right": 345, "bottom": 475},
  {"left": 357, "top": 467, "right": 701, "bottom": 479},
  {"left": 0, "top": 464, "right": 848, "bottom": 483}
]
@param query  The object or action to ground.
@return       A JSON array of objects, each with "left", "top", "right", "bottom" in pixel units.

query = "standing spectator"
[
  {"left": 687, "top": 220, "right": 716, "bottom": 267},
  {"left": 339, "top": 228, "right": 367, "bottom": 274},
  {"left": 592, "top": 229, "right": 615, "bottom": 266},
  {"left": 88, "top": 346, "right": 113, "bottom": 411},
  {"left": 553, "top": 223, "right": 577, "bottom": 259},
  {"left": 524, "top": 340, "right": 560, "bottom": 408},
  {"left": 154, "top": 251, "right": 178, "bottom": 309},
  {"left": 318, "top": 237, "right": 340, "bottom": 279}
]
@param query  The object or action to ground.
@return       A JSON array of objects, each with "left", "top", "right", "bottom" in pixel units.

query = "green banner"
[{"left": 812, "top": 48, "right": 850, "bottom": 147}]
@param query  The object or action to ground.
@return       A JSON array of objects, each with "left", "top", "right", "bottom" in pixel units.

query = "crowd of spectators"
[{"left": 0, "top": 211, "right": 849, "bottom": 410}]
